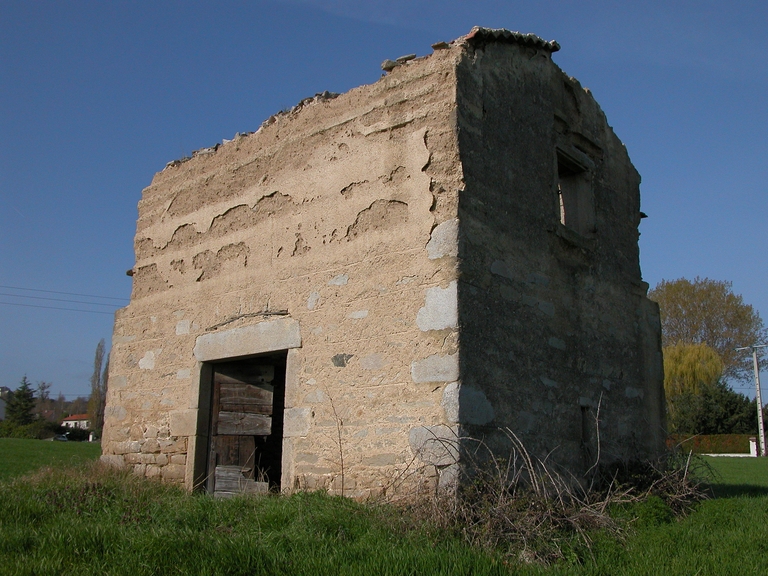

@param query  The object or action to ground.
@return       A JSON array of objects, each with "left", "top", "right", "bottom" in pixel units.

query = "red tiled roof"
[{"left": 62, "top": 413, "right": 90, "bottom": 421}]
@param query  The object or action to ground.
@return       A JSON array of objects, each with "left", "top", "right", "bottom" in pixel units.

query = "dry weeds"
[{"left": 401, "top": 428, "right": 708, "bottom": 564}]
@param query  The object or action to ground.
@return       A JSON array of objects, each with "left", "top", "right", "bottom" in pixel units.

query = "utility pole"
[{"left": 736, "top": 344, "right": 768, "bottom": 457}]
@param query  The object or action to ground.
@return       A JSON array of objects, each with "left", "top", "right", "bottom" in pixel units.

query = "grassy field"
[
  {"left": 702, "top": 455, "right": 768, "bottom": 497},
  {"left": 0, "top": 466, "right": 506, "bottom": 576},
  {"left": 1, "top": 446, "right": 767, "bottom": 575},
  {"left": 0, "top": 438, "right": 101, "bottom": 482}
]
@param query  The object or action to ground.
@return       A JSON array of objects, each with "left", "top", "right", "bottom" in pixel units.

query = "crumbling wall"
[
  {"left": 103, "top": 29, "right": 665, "bottom": 494},
  {"left": 103, "top": 46, "right": 467, "bottom": 496},
  {"left": 453, "top": 37, "right": 665, "bottom": 475}
]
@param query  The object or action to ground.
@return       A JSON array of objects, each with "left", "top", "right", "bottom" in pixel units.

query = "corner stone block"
[
  {"left": 284, "top": 348, "right": 302, "bottom": 409},
  {"left": 458, "top": 385, "right": 495, "bottom": 425},
  {"left": 100, "top": 454, "right": 125, "bottom": 468},
  {"left": 113, "top": 441, "right": 142, "bottom": 455},
  {"left": 162, "top": 464, "right": 187, "bottom": 481},
  {"left": 426, "top": 219, "right": 459, "bottom": 259},
  {"left": 169, "top": 409, "right": 198, "bottom": 437},
  {"left": 193, "top": 317, "right": 301, "bottom": 362},
  {"left": 283, "top": 407, "right": 311, "bottom": 437},
  {"left": 408, "top": 425, "right": 459, "bottom": 466},
  {"left": 411, "top": 353, "right": 459, "bottom": 383},
  {"left": 441, "top": 382, "right": 460, "bottom": 423},
  {"left": 441, "top": 382, "right": 495, "bottom": 425},
  {"left": 416, "top": 281, "right": 458, "bottom": 331},
  {"left": 438, "top": 463, "right": 460, "bottom": 491},
  {"left": 104, "top": 404, "right": 127, "bottom": 421}
]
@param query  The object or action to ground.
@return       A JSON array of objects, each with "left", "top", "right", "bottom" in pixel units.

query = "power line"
[
  {"left": 0, "top": 301, "right": 116, "bottom": 315},
  {"left": 0, "top": 284, "right": 128, "bottom": 302},
  {"left": 0, "top": 292, "right": 122, "bottom": 308}
]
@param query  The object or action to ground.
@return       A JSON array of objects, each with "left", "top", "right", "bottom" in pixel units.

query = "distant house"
[
  {"left": 0, "top": 397, "right": 5, "bottom": 421},
  {"left": 62, "top": 414, "right": 90, "bottom": 430}
]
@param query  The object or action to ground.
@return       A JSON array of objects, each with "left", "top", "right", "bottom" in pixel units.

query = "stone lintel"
[{"left": 193, "top": 318, "right": 301, "bottom": 362}]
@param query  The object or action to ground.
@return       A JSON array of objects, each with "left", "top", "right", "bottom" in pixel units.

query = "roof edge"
[{"left": 462, "top": 26, "right": 560, "bottom": 53}]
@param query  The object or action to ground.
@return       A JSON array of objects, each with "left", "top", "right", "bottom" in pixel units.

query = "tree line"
[
  {"left": 1, "top": 339, "right": 109, "bottom": 440},
  {"left": 650, "top": 277, "right": 767, "bottom": 436}
]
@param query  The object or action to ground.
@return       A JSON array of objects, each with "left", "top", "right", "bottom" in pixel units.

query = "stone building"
[{"left": 101, "top": 27, "right": 665, "bottom": 497}]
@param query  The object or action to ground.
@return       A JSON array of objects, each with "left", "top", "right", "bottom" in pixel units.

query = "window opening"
[{"left": 557, "top": 150, "right": 595, "bottom": 236}]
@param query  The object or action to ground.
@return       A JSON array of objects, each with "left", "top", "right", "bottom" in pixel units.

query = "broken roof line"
[
  {"left": 162, "top": 26, "right": 560, "bottom": 171},
  {"left": 463, "top": 26, "right": 560, "bottom": 53}
]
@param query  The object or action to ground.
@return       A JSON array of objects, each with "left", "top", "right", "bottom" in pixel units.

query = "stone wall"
[
  {"left": 102, "top": 47, "right": 467, "bottom": 496},
  {"left": 453, "top": 36, "right": 665, "bottom": 474},
  {"left": 102, "top": 28, "right": 665, "bottom": 495}
]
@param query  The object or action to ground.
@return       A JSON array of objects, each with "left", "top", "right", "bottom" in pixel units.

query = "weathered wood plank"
[
  {"left": 206, "top": 373, "right": 222, "bottom": 494},
  {"left": 212, "top": 435, "right": 237, "bottom": 466},
  {"left": 211, "top": 435, "right": 257, "bottom": 470},
  {"left": 219, "top": 382, "right": 273, "bottom": 404},
  {"left": 214, "top": 465, "right": 269, "bottom": 495},
  {"left": 215, "top": 465, "right": 247, "bottom": 492},
  {"left": 217, "top": 411, "right": 272, "bottom": 436},
  {"left": 219, "top": 402, "right": 272, "bottom": 415},
  {"left": 214, "top": 364, "right": 275, "bottom": 386},
  {"left": 238, "top": 435, "right": 256, "bottom": 478}
]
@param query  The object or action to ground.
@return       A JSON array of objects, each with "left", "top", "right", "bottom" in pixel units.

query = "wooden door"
[{"left": 206, "top": 358, "right": 285, "bottom": 497}]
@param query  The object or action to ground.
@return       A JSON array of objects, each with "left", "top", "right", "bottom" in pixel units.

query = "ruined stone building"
[{"left": 101, "top": 27, "right": 665, "bottom": 497}]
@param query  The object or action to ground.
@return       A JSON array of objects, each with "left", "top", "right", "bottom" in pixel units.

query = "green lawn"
[
  {"left": 1, "top": 450, "right": 767, "bottom": 575},
  {"left": 0, "top": 438, "right": 101, "bottom": 481},
  {"left": 702, "top": 455, "right": 768, "bottom": 497}
]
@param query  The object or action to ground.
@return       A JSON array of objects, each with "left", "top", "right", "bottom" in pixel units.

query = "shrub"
[
  {"left": 667, "top": 434, "right": 752, "bottom": 454},
  {"left": 403, "top": 429, "right": 707, "bottom": 564},
  {"left": 0, "top": 419, "right": 60, "bottom": 440}
]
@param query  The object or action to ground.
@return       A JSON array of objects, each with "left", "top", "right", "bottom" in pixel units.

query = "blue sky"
[{"left": 1, "top": 0, "right": 766, "bottom": 399}]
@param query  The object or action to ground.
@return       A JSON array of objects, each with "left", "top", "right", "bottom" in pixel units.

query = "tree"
[
  {"left": 649, "top": 277, "right": 767, "bottom": 382},
  {"left": 53, "top": 392, "right": 66, "bottom": 422},
  {"left": 87, "top": 339, "right": 108, "bottom": 433},
  {"left": 663, "top": 342, "right": 723, "bottom": 398},
  {"left": 6, "top": 376, "right": 36, "bottom": 426},
  {"left": 697, "top": 381, "right": 756, "bottom": 434},
  {"left": 669, "top": 380, "right": 757, "bottom": 435},
  {"left": 99, "top": 352, "right": 109, "bottom": 431},
  {"left": 663, "top": 342, "right": 759, "bottom": 435},
  {"left": 35, "top": 381, "right": 52, "bottom": 417},
  {"left": 664, "top": 343, "right": 723, "bottom": 433}
]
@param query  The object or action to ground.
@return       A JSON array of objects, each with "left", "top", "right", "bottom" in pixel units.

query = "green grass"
[
  {"left": 702, "top": 455, "right": 768, "bottom": 497},
  {"left": 0, "top": 464, "right": 507, "bottom": 576},
  {"left": 1, "top": 453, "right": 767, "bottom": 575},
  {"left": 0, "top": 438, "right": 101, "bottom": 481}
]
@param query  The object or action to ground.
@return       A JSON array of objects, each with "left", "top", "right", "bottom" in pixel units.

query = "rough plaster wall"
[
  {"left": 103, "top": 48, "right": 465, "bottom": 495},
  {"left": 103, "top": 37, "right": 664, "bottom": 492},
  {"left": 453, "top": 41, "right": 664, "bottom": 475}
]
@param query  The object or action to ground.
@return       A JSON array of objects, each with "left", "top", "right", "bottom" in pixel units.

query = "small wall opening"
[
  {"left": 557, "top": 149, "right": 595, "bottom": 236},
  {"left": 203, "top": 351, "right": 287, "bottom": 497}
]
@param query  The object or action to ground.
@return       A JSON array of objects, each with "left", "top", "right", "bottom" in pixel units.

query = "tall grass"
[
  {"left": 0, "top": 463, "right": 507, "bottom": 576},
  {"left": 2, "top": 443, "right": 767, "bottom": 575}
]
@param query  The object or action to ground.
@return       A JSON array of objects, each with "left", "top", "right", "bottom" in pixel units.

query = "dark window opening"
[
  {"left": 557, "top": 150, "right": 595, "bottom": 237},
  {"left": 204, "top": 352, "right": 287, "bottom": 497},
  {"left": 580, "top": 405, "right": 591, "bottom": 446}
]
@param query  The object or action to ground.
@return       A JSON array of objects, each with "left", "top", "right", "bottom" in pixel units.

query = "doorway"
[{"left": 204, "top": 352, "right": 287, "bottom": 497}]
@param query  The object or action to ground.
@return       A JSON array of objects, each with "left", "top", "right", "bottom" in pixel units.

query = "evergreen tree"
[
  {"left": 7, "top": 376, "right": 36, "bottom": 426},
  {"left": 87, "top": 339, "right": 108, "bottom": 433}
]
